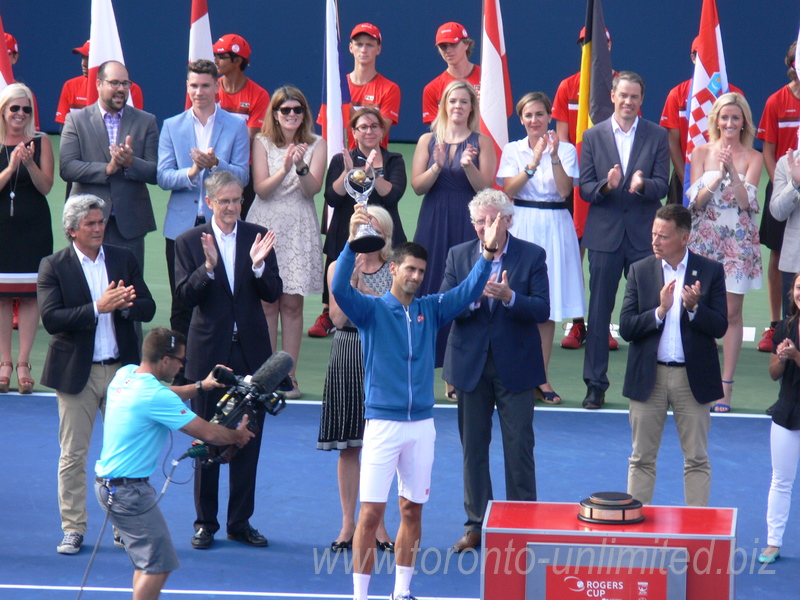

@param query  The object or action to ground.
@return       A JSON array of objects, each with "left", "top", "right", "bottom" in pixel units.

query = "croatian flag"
[
  {"left": 0, "top": 13, "right": 13, "bottom": 93},
  {"left": 85, "top": 0, "right": 132, "bottom": 106},
  {"left": 684, "top": 0, "right": 731, "bottom": 204},
  {"left": 479, "top": 0, "right": 513, "bottom": 170},
  {"left": 319, "top": 0, "right": 350, "bottom": 164}
]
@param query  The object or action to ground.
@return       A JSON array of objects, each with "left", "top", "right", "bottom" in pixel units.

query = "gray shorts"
[{"left": 95, "top": 479, "right": 180, "bottom": 574}]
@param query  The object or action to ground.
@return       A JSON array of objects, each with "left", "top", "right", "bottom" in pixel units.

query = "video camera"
[{"left": 185, "top": 351, "right": 294, "bottom": 464}]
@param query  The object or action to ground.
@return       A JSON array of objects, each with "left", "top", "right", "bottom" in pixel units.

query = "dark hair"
[
  {"left": 229, "top": 52, "right": 249, "bottom": 71},
  {"left": 613, "top": 71, "right": 645, "bottom": 96},
  {"left": 348, "top": 106, "right": 386, "bottom": 130},
  {"left": 516, "top": 92, "right": 552, "bottom": 117},
  {"left": 391, "top": 241, "right": 428, "bottom": 266},
  {"left": 787, "top": 272, "right": 800, "bottom": 326},
  {"left": 655, "top": 204, "right": 692, "bottom": 234},
  {"left": 142, "top": 327, "right": 186, "bottom": 363},
  {"left": 188, "top": 58, "right": 218, "bottom": 79},
  {"left": 786, "top": 41, "right": 797, "bottom": 82}
]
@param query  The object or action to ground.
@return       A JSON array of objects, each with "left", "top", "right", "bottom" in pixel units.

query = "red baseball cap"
[
  {"left": 436, "top": 22, "right": 469, "bottom": 45},
  {"left": 351, "top": 23, "right": 382, "bottom": 43},
  {"left": 577, "top": 27, "right": 611, "bottom": 44},
  {"left": 4, "top": 33, "right": 18, "bottom": 54},
  {"left": 72, "top": 40, "right": 90, "bottom": 56},
  {"left": 214, "top": 34, "right": 251, "bottom": 60}
]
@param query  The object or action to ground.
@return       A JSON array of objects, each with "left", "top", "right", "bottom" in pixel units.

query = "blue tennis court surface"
[{"left": 0, "top": 395, "right": 793, "bottom": 599}]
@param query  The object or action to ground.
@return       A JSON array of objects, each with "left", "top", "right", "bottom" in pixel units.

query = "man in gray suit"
[
  {"left": 579, "top": 71, "right": 670, "bottom": 409},
  {"left": 60, "top": 60, "right": 159, "bottom": 269},
  {"left": 619, "top": 204, "right": 727, "bottom": 506}
]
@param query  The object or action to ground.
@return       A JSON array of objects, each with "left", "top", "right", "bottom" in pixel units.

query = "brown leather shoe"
[{"left": 453, "top": 531, "right": 480, "bottom": 552}]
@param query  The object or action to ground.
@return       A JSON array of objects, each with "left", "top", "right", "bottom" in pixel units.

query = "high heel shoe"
[
  {"left": 16, "top": 362, "right": 34, "bottom": 394},
  {"left": 377, "top": 538, "right": 395, "bottom": 553},
  {"left": 330, "top": 537, "right": 353, "bottom": 552},
  {"left": 0, "top": 362, "right": 12, "bottom": 393}
]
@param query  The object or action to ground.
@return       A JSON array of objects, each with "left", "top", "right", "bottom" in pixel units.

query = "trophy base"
[
  {"left": 577, "top": 492, "right": 644, "bottom": 525},
  {"left": 350, "top": 234, "right": 386, "bottom": 254}
]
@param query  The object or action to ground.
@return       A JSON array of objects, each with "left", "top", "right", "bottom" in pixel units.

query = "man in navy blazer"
[
  {"left": 174, "top": 171, "right": 281, "bottom": 549},
  {"left": 60, "top": 60, "right": 159, "bottom": 269},
  {"left": 440, "top": 189, "right": 550, "bottom": 552},
  {"left": 158, "top": 59, "right": 250, "bottom": 336},
  {"left": 580, "top": 71, "right": 670, "bottom": 409},
  {"left": 620, "top": 204, "right": 727, "bottom": 506},
  {"left": 38, "top": 195, "right": 155, "bottom": 554}
]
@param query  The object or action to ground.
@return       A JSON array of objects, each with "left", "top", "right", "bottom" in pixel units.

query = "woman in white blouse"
[{"left": 498, "top": 92, "right": 585, "bottom": 404}]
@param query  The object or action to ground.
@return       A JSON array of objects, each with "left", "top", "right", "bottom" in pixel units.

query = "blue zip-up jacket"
[{"left": 332, "top": 242, "right": 492, "bottom": 421}]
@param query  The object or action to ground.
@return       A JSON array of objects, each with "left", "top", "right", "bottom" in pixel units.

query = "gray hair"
[
  {"left": 204, "top": 170, "right": 243, "bottom": 201},
  {"left": 468, "top": 189, "right": 515, "bottom": 220},
  {"left": 63, "top": 194, "right": 105, "bottom": 241}
]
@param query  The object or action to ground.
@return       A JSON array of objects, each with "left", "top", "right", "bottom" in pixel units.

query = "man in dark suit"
[
  {"left": 580, "top": 71, "right": 670, "bottom": 409},
  {"left": 619, "top": 204, "right": 727, "bottom": 506},
  {"left": 440, "top": 189, "right": 550, "bottom": 552},
  {"left": 60, "top": 60, "right": 159, "bottom": 269},
  {"left": 38, "top": 195, "right": 155, "bottom": 555},
  {"left": 174, "top": 170, "right": 282, "bottom": 549}
]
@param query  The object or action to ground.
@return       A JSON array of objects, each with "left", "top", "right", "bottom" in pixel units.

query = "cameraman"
[{"left": 94, "top": 327, "right": 254, "bottom": 600}]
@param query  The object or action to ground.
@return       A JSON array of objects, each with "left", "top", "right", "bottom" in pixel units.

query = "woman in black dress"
[{"left": 0, "top": 83, "right": 54, "bottom": 394}]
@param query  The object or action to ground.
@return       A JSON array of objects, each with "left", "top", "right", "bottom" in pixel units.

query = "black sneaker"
[{"left": 57, "top": 532, "right": 84, "bottom": 555}]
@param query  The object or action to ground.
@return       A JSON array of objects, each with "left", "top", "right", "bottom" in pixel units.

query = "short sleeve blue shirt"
[{"left": 95, "top": 364, "right": 197, "bottom": 478}]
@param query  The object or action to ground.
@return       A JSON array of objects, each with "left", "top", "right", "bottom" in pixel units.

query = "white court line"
[{"left": 0, "top": 585, "right": 477, "bottom": 599}]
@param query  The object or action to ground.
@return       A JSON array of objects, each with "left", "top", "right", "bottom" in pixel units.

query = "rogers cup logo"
[
  {"left": 638, "top": 581, "right": 649, "bottom": 596},
  {"left": 563, "top": 576, "right": 585, "bottom": 592}
]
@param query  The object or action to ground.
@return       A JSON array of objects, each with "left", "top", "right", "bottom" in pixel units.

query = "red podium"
[{"left": 482, "top": 501, "right": 737, "bottom": 600}]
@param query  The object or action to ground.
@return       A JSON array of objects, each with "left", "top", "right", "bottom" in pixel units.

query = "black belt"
[
  {"left": 657, "top": 361, "right": 685, "bottom": 367},
  {"left": 514, "top": 199, "right": 568, "bottom": 210},
  {"left": 92, "top": 358, "right": 120, "bottom": 366},
  {"left": 96, "top": 476, "right": 149, "bottom": 486}
]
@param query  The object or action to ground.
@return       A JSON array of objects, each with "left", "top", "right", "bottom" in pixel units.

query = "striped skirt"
[{"left": 317, "top": 327, "right": 365, "bottom": 450}]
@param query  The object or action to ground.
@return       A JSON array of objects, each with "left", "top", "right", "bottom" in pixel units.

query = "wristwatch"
[
  {"left": 296, "top": 164, "right": 310, "bottom": 176},
  {"left": 195, "top": 381, "right": 203, "bottom": 393},
  {"left": 551, "top": 158, "right": 561, "bottom": 166},
  {"left": 524, "top": 167, "right": 535, "bottom": 178}
]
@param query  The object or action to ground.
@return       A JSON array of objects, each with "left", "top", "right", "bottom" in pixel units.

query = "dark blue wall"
[{"left": 4, "top": 1, "right": 798, "bottom": 143}]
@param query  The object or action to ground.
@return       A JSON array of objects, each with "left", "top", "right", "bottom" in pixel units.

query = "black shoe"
[
  {"left": 583, "top": 386, "right": 605, "bottom": 409},
  {"left": 766, "top": 401, "right": 778, "bottom": 416},
  {"left": 191, "top": 528, "right": 214, "bottom": 549},
  {"left": 227, "top": 524, "right": 269, "bottom": 547}
]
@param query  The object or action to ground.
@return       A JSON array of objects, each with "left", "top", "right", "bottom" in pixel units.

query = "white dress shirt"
[
  {"left": 611, "top": 115, "right": 638, "bottom": 176},
  {"left": 655, "top": 250, "right": 696, "bottom": 363},
  {"left": 73, "top": 243, "right": 119, "bottom": 361}
]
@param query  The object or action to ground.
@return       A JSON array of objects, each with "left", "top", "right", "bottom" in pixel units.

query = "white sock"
[
  {"left": 393, "top": 565, "right": 414, "bottom": 598},
  {"left": 353, "top": 572, "right": 371, "bottom": 600}
]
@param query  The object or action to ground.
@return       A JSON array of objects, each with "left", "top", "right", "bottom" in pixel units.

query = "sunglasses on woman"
[
  {"left": 8, "top": 105, "right": 32, "bottom": 114},
  {"left": 278, "top": 106, "right": 304, "bottom": 115}
]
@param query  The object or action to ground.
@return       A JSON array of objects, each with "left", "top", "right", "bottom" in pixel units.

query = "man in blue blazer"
[
  {"left": 620, "top": 204, "right": 727, "bottom": 506},
  {"left": 158, "top": 59, "right": 250, "bottom": 336},
  {"left": 580, "top": 71, "right": 670, "bottom": 409},
  {"left": 440, "top": 189, "right": 550, "bottom": 552}
]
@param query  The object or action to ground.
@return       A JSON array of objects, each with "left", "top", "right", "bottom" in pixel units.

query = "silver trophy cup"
[{"left": 344, "top": 163, "right": 385, "bottom": 253}]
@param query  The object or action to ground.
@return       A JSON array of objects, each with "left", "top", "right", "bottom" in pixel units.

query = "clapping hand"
[
  {"left": 250, "top": 230, "right": 276, "bottom": 270},
  {"left": 97, "top": 280, "right": 136, "bottom": 313},
  {"left": 110, "top": 135, "right": 134, "bottom": 169},
  {"left": 776, "top": 338, "right": 798, "bottom": 364},
  {"left": 14, "top": 141, "right": 35, "bottom": 167},
  {"left": 629, "top": 170, "right": 645, "bottom": 194},
  {"left": 607, "top": 164, "right": 622, "bottom": 190},
  {"left": 682, "top": 280, "right": 702, "bottom": 312},
  {"left": 460, "top": 143, "right": 479, "bottom": 168},
  {"left": 786, "top": 146, "right": 800, "bottom": 187},
  {"left": 201, "top": 232, "right": 218, "bottom": 272},
  {"left": 483, "top": 270, "right": 512, "bottom": 304},
  {"left": 432, "top": 142, "right": 446, "bottom": 170}
]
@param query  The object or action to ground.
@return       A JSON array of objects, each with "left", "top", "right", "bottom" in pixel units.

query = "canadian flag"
[
  {"left": 319, "top": 0, "right": 350, "bottom": 164},
  {"left": 479, "top": 0, "right": 512, "bottom": 167},
  {"left": 85, "top": 0, "right": 132, "bottom": 106},
  {"left": 0, "top": 13, "right": 15, "bottom": 92}
]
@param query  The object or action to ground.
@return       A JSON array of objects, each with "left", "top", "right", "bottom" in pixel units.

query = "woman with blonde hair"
[
  {"left": 687, "top": 92, "right": 763, "bottom": 412},
  {"left": 247, "top": 85, "right": 327, "bottom": 399},
  {"left": 0, "top": 83, "right": 54, "bottom": 394},
  {"left": 410, "top": 80, "right": 496, "bottom": 379}
]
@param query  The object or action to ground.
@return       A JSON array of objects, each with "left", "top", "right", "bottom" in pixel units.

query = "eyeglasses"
[
  {"left": 168, "top": 355, "right": 188, "bottom": 367},
  {"left": 278, "top": 106, "right": 304, "bottom": 115},
  {"left": 103, "top": 80, "right": 132, "bottom": 89},
  {"left": 214, "top": 53, "right": 234, "bottom": 61},
  {"left": 8, "top": 105, "right": 32, "bottom": 114},
  {"left": 213, "top": 197, "right": 244, "bottom": 207},
  {"left": 355, "top": 124, "right": 383, "bottom": 133},
  {"left": 471, "top": 216, "right": 506, "bottom": 227}
]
